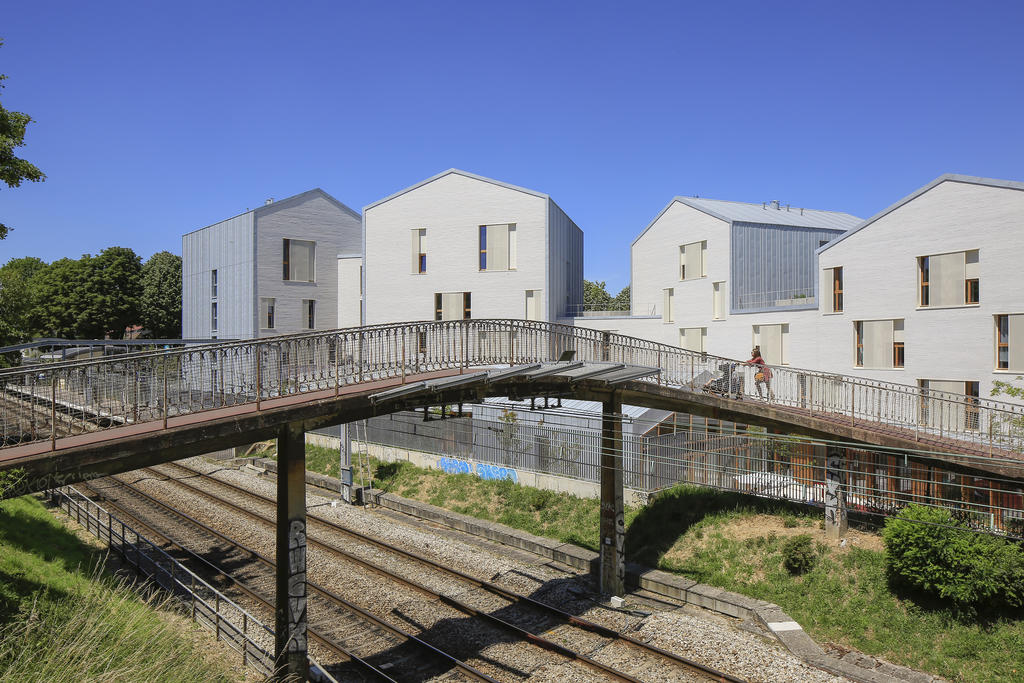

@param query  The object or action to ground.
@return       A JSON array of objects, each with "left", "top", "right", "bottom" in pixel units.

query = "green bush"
[
  {"left": 782, "top": 534, "right": 817, "bottom": 574},
  {"left": 882, "top": 504, "right": 1024, "bottom": 612}
]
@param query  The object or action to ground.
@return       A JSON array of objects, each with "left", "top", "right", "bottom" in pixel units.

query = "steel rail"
[
  {"left": 73, "top": 481, "right": 394, "bottom": 683},
  {"left": 155, "top": 461, "right": 746, "bottom": 683},
  {"left": 85, "top": 477, "right": 496, "bottom": 683}
]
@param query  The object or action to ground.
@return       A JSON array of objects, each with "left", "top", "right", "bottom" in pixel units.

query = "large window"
[
  {"left": 411, "top": 228, "right": 427, "bottom": 273},
  {"left": 679, "top": 241, "right": 707, "bottom": 281},
  {"left": 679, "top": 327, "right": 706, "bottom": 352},
  {"left": 435, "top": 292, "right": 471, "bottom": 320},
  {"left": 283, "top": 239, "right": 315, "bottom": 282},
  {"left": 823, "top": 266, "right": 843, "bottom": 313},
  {"left": 479, "top": 224, "right": 517, "bottom": 271},
  {"left": 919, "top": 380, "right": 980, "bottom": 431},
  {"left": 260, "top": 297, "right": 276, "bottom": 330},
  {"left": 854, "top": 319, "right": 904, "bottom": 369},
  {"left": 918, "top": 249, "right": 978, "bottom": 307},
  {"left": 663, "top": 288, "right": 674, "bottom": 323},
  {"left": 752, "top": 323, "right": 788, "bottom": 365},
  {"left": 303, "top": 299, "right": 315, "bottom": 329},
  {"left": 996, "top": 314, "right": 1024, "bottom": 370}
]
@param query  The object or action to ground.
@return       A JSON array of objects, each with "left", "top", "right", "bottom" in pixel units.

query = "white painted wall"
[
  {"left": 363, "top": 171, "right": 578, "bottom": 325},
  {"left": 337, "top": 256, "right": 362, "bottom": 328}
]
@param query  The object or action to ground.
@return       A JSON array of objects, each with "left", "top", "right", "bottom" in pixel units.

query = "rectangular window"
[
  {"left": 260, "top": 298, "right": 276, "bottom": 330},
  {"left": 752, "top": 323, "right": 788, "bottom": 365},
  {"left": 479, "top": 224, "right": 516, "bottom": 271},
  {"left": 966, "top": 381, "right": 980, "bottom": 431},
  {"left": 303, "top": 299, "right": 315, "bottom": 329},
  {"left": 822, "top": 266, "right": 843, "bottom": 313},
  {"left": 283, "top": 239, "right": 315, "bottom": 282},
  {"left": 663, "top": 288, "right": 674, "bottom": 323},
  {"left": 210, "top": 302, "right": 218, "bottom": 331},
  {"left": 211, "top": 269, "right": 218, "bottom": 298},
  {"left": 525, "top": 289, "right": 541, "bottom": 321},
  {"left": 919, "top": 249, "right": 978, "bottom": 307},
  {"left": 435, "top": 292, "right": 471, "bottom": 321},
  {"left": 679, "top": 327, "right": 706, "bottom": 353},
  {"left": 411, "top": 228, "right": 427, "bottom": 274},
  {"left": 996, "top": 314, "right": 1024, "bottom": 370},
  {"left": 920, "top": 379, "right": 980, "bottom": 431},
  {"left": 418, "top": 330, "right": 427, "bottom": 354},
  {"left": 679, "top": 241, "right": 706, "bottom": 281},
  {"left": 712, "top": 282, "right": 724, "bottom": 320},
  {"left": 854, "top": 319, "right": 904, "bottom": 369}
]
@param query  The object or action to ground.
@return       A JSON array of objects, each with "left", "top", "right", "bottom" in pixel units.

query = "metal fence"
[
  {"left": 3, "top": 319, "right": 1023, "bottom": 458},
  {"left": 49, "top": 486, "right": 336, "bottom": 681}
]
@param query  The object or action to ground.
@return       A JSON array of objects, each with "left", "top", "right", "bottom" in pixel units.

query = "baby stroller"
[{"left": 702, "top": 363, "right": 744, "bottom": 399}]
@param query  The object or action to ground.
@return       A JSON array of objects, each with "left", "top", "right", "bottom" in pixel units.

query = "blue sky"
[{"left": 2, "top": 1, "right": 1022, "bottom": 291}]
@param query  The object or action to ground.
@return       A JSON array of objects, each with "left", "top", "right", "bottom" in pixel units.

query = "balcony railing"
[{"left": 1, "top": 319, "right": 1022, "bottom": 457}]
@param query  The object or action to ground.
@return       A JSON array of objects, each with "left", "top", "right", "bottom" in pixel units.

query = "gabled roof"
[
  {"left": 184, "top": 188, "right": 359, "bottom": 236},
  {"left": 819, "top": 173, "right": 1024, "bottom": 253},
  {"left": 364, "top": 168, "right": 549, "bottom": 211},
  {"left": 632, "top": 196, "right": 862, "bottom": 246}
]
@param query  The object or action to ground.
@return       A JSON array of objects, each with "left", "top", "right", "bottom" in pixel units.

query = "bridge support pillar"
[
  {"left": 600, "top": 391, "right": 625, "bottom": 596},
  {"left": 339, "top": 423, "right": 352, "bottom": 504},
  {"left": 825, "top": 445, "right": 848, "bottom": 540},
  {"left": 275, "top": 422, "right": 308, "bottom": 681}
]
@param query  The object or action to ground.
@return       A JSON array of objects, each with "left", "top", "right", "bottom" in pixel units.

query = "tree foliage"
[
  {"left": 139, "top": 251, "right": 182, "bottom": 338},
  {"left": 0, "top": 256, "right": 45, "bottom": 348},
  {"left": 0, "top": 39, "right": 46, "bottom": 240},
  {"left": 583, "top": 280, "right": 630, "bottom": 312}
]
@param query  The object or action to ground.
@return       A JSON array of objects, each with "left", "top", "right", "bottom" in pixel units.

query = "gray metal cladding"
[
  {"left": 547, "top": 199, "right": 584, "bottom": 320},
  {"left": 730, "top": 222, "right": 845, "bottom": 313},
  {"left": 181, "top": 212, "right": 255, "bottom": 339}
]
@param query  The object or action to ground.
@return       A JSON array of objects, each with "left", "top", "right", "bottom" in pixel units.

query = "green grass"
[
  {"left": 289, "top": 447, "right": 1024, "bottom": 682},
  {"left": 0, "top": 496, "right": 240, "bottom": 682}
]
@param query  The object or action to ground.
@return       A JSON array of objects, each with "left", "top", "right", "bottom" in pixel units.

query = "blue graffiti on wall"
[{"left": 437, "top": 457, "right": 518, "bottom": 483}]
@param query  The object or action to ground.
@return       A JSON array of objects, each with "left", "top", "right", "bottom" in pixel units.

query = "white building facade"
[
  {"left": 362, "top": 169, "right": 583, "bottom": 325},
  {"left": 182, "top": 189, "right": 362, "bottom": 339}
]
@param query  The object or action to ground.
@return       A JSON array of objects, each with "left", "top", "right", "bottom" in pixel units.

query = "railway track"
[
  {"left": 97, "top": 460, "right": 745, "bottom": 682},
  {"left": 77, "top": 477, "right": 494, "bottom": 682}
]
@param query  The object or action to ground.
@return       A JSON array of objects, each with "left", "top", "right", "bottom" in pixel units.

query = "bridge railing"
[{"left": 1, "top": 319, "right": 1022, "bottom": 456}]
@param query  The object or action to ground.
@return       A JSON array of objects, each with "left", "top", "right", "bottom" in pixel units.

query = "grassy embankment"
[
  {"left": 279, "top": 444, "right": 1024, "bottom": 683},
  {"left": 0, "top": 495, "right": 242, "bottom": 682}
]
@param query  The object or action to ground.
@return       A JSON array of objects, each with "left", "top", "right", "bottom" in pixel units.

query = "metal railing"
[{"left": 3, "top": 319, "right": 1023, "bottom": 457}]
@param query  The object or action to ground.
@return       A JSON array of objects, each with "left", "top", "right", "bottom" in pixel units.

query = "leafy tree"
[
  {"left": 88, "top": 247, "right": 142, "bottom": 338},
  {"left": 0, "top": 256, "right": 46, "bottom": 351},
  {"left": 611, "top": 284, "right": 630, "bottom": 311},
  {"left": 0, "top": 39, "right": 46, "bottom": 240},
  {"left": 32, "top": 257, "right": 90, "bottom": 338},
  {"left": 583, "top": 280, "right": 613, "bottom": 310},
  {"left": 139, "top": 251, "right": 182, "bottom": 338}
]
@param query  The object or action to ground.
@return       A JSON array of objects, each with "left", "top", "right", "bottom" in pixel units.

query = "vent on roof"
[
  {"left": 770, "top": 200, "right": 780, "bottom": 210},
  {"left": 265, "top": 198, "right": 274, "bottom": 205}
]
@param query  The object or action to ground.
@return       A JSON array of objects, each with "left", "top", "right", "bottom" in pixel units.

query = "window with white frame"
[
  {"left": 918, "top": 249, "right": 978, "bottom": 307},
  {"left": 752, "top": 323, "right": 788, "bottom": 365},
  {"left": 679, "top": 241, "right": 707, "bottom": 281},
  {"left": 712, "top": 281, "right": 724, "bottom": 319},
  {"left": 662, "top": 288, "right": 674, "bottom": 323},
  {"left": 996, "top": 314, "right": 1024, "bottom": 370},
  {"left": 435, "top": 292, "right": 471, "bottom": 320},
  {"left": 478, "top": 224, "right": 516, "bottom": 271},
  {"left": 283, "top": 239, "right": 315, "bottom": 282},
  {"left": 679, "top": 327, "right": 706, "bottom": 353},
  {"left": 260, "top": 297, "right": 276, "bottom": 330},
  {"left": 822, "top": 266, "right": 843, "bottom": 313},
  {"left": 854, "top": 319, "right": 904, "bottom": 369},
  {"left": 411, "top": 228, "right": 427, "bottom": 273},
  {"left": 303, "top": 299, "right": 315, "bottom": 329}
]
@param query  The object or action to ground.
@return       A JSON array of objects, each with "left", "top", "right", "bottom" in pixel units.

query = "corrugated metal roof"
[
  {"left": 480, "top": 396, "right": 655, "bottom": 420},
  {"left": 675, "top": 197, "right": 863, "bottom": 231}
]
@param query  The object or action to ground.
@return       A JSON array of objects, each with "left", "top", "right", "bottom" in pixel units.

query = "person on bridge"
[{"left": 747, "top": 346, "right": 774, "bottom": 401}]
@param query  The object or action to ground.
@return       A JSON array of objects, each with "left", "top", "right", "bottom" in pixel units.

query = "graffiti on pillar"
[
  {"left": 437, "top": 456, "right": 518, "bottom": 483},
  {"left": 825, "top": 447, "right": 848, "bottom": 535},
  {"left": 614, "top": 508, "right": 626, "bottom": 584},
  {"left": 286, "top": 519, "right": 307, "bottom": 652}
]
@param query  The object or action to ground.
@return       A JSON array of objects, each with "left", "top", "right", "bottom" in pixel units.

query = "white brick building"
[{"left": 362, "top": 169, "right": 583, "bottom": 325}]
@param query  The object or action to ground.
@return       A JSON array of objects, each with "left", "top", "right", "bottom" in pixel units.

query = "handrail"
[{"left": 2, "top": 319, "right": 1022, "bottom": 456}]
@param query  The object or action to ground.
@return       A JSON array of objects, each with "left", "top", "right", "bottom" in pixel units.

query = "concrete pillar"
[
  {"left": 825, "top": 445, "right": 848, "bottom": 540},
  {"left": 339, "top": 423, "right": 352, "bottom": 504},
  {"left": 600, "top": 391, "right": 625, "bottom": 596},
  {"left": 275, "top": 422, "right": 308, "bottom": 681}
]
